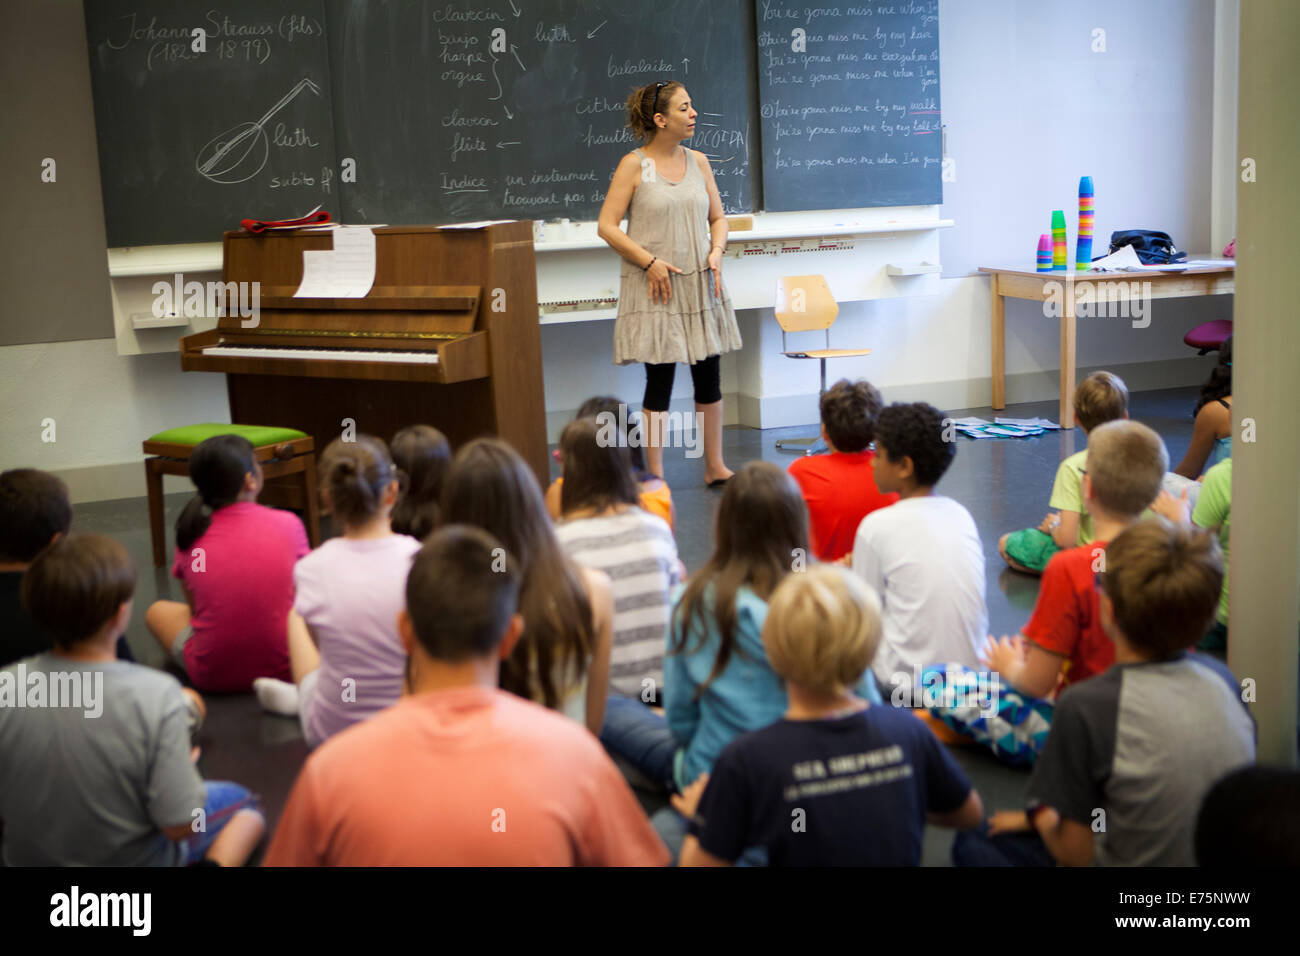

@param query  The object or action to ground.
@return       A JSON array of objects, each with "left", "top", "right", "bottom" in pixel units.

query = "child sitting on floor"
[
  {"left": 389, "top": 424, "right": 451, "bottom": 540},
  {"left": 927, "top": 420, "right": 1170, "bottom": 765},
  {"left": 1173, "top": 336, "right": 1233, "bottom": 479},
  {"left": 146, "top": 434, "right": 308, "bottom": 693},
  {"left": 999, "top": 371, "right": 1129, "bottom": 575},
  {"left": 678, "top": 564, "right": 983, "bottom": 867},
  {"left": 786, "top": 378, "right": 899, "bottom": 562},
  {"left": 852, "top": 402, "right": 988, "bottom": 696},
  {"left": 0, "top": 468, "right": 132, "bottom": 666},
  {"left": 600, "top": 462, "right": 883, "bottom": 859},
  {"left": 441, "top": 438, "right": 614, "bottom": 735},
  {"left": 954, "top": 520, "right": 1254, "bottom": 867},
  {"left": 265, "top": 526, "right": 668, "bottom": 866},
  {"left": 546, "top": 396, "right": 675, "bottom": 529},
  {"left": 1153, "top": 455, "right": 1233, "bottom": 651},
  {"left": 0, "top": 533, "right": 264, "bottom": 866},
  {"left": 255, "top": 435, "right": 419, "bottom": 747},
  {"left": 553, "top": 416, "right": 683, "bottom": 705}
]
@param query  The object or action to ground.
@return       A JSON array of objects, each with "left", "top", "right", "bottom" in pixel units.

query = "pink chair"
[{"left": 1184, "top": 319, "right": 1233, "bottom": 356}]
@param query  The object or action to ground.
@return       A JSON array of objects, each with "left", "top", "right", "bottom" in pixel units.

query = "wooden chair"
[
  {"left": 772, "top": 275, "right": 872, "bottom": 455},
  {"left": 143, "top": 423, "right": 320, "bottom": 567}
]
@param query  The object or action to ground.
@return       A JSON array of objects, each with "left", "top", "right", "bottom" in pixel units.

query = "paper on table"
[
  {"left": 1087, "top": 245, "right": 1142, "bottom": 272},
  {"left": 293, "top": 226, "right": 377, "bottom": 298}
]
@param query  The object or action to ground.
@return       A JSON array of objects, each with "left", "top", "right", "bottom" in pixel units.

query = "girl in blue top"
[
  {"left": 666, "top": 464, "right": 883, "bottom": 792},
  {"left": 600, "top": 463, "right": 882, "bottom": 802}
]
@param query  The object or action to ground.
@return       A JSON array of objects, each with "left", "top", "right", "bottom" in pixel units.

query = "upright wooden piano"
[{"left": 180, "top": 220, "right": 549, "bottom": 490}]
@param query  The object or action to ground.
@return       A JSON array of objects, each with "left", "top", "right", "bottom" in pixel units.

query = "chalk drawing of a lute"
[{"left": 196, "top": 78, "right": 321, "bottom": 184}]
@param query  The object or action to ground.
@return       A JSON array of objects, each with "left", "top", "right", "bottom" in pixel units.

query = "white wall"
[
  {"left": 0, "top": 339, "right": 230, "bottom": 501},
  {"left": 939, "top": 0, "right": 1216, "bottom": 277},
  {"left": 1, "top": 0, "right": 1230, "bottom": 502}
]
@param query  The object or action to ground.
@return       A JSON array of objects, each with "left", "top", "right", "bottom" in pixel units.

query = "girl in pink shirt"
[
  {"left": 146, "top": 435, "right": 308, "bottom": 692},
  {"left": 255, "top": 435, "right": 418, "bottom": 748}
]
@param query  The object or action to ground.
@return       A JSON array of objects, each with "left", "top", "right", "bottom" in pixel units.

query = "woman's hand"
[
  {"left": 707, "top": 247, "right": 724, "bottom": 298},
  {"left": 646, "top": 258, "right": 683, "bottom": 304}
]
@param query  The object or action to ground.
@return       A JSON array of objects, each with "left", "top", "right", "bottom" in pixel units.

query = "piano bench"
[{"left": 142, "top": 424, "right": 320, "bottom": 568}]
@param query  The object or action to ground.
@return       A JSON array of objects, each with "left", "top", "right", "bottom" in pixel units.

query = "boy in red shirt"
[
  {"left": 926, "top": 420, "right": 1169, "bottom": 764},
  {"left": 787, "top": 379, "right": 899, "bottom": 561},
  {"left": 265, "top": 526, "right": 669, "bottom": 867}
]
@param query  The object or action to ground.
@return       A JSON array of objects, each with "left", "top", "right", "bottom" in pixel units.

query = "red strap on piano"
[{"left": 240, "top": 210, "right": 332, "bottom": 234}]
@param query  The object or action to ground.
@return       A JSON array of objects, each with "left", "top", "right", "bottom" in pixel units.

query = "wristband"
[{"left": 643, "top": 256, "right": 657, "bottom": 271}]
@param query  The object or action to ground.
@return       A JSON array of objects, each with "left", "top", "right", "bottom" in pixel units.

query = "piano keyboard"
[{"left": 202, "top": 345, "right": 439, "bottom": 365}]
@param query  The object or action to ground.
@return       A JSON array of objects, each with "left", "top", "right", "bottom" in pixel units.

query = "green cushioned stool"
[{"left": 142, "top": 423, "right": 320, "bottom": 567}]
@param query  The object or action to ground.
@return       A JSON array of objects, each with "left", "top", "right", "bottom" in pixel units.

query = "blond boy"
[{"left": 678, "top": 564, "right": 982, "bottom": 866}]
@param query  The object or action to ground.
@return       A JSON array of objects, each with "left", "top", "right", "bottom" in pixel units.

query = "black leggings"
[{"left": 642, "top": 355, "right": 721, "bottom": 412}]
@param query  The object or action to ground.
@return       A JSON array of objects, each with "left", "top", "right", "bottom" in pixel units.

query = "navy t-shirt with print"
[{"left": 687, "top": 705, "right": 973, "bottom": 866}]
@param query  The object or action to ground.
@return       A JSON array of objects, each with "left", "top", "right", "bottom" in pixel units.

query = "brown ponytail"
[
  {"left": 391, "top": 425, "right": 451, "bottom": 540},
  {"left": 625, "top": 81, "right": 682, "bottom": 143},
  {"left": 320, "top": 435, "right": 396, "bottom": 528}
]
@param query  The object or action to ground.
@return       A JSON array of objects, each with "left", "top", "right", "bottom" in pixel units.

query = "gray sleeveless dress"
[{"left": 613, "top": 147, "right": 743, "bottom": 366}]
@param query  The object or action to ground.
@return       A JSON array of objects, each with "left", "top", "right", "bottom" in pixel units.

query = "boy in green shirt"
[
  {"left": 1155, "top": 456, "right": 1231, "bottom": 650},
  {"left": 999, "top": 372, "right": 1129, "bottom": 574}
]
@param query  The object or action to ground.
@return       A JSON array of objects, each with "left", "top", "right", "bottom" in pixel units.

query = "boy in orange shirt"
[
  {"left": 925, "top": 420, "right": 1169, "bottom": 764},
  {"left": 265, "top": 525, "right": 669, "bottom": 866}
]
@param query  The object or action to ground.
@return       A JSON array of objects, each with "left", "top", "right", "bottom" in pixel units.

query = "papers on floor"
[
  {"left": 294, "top": 225, "right": 377, "bottom": 298},
  {"left": 950, "top": 416, "right": 1060, "bottom": 439}
]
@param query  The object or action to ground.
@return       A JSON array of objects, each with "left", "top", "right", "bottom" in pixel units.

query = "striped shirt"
[{"left": 555, "top": 509, "right": 682, "bottom": 699}]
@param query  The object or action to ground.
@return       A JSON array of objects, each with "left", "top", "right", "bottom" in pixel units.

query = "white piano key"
[{"left": 202, "top": 346, "right": 439, "bottom": 364}]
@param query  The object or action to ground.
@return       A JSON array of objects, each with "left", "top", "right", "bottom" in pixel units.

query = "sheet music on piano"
[{"left": 294, "top": 226, "right": 378, "bottom": 298}]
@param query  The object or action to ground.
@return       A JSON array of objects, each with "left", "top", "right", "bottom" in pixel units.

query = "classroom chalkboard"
[
  {"left": 84, "top": 0, "right": 340, "bottom": 248},
  {"left": 755, "top": 0, "right": 942, "bottom": 211},
  {"left": 326, "top": 0, "right": 758, "bottom": 225},
  {"left": 83, "top": 0, "right": 942, "bottom": 246}
]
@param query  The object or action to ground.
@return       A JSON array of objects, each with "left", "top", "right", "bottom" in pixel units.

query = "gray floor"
[{"left": 80, "top": 385, "right": 1206, "bottom": 864}]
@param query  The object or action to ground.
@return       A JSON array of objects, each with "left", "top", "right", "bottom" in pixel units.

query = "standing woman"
[{"left": 597, "top": 81, "right": 741, "bottom": 486}]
